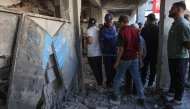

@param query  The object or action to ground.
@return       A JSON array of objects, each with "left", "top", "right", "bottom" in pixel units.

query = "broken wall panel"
[
  {"left": 0, "top": 11, "right": 20, "bottom": 56},
  {"left": 0, "top": 11, "right": 20, "bottom": 70},
  {"left": 7, "top": 16, "right": 48, "bottom": 109},
  {"left": 53, "top": 23, "right": 78, "bottom": 90},
  {"left": 29, "top": 16, "right": 64, "bottom": 37}
]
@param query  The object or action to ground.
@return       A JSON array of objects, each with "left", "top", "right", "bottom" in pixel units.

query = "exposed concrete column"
[
  {"left": 89, "top": 7, "right": 107, "bottom": 25},
  {"left": 136, "top": 4, "right": 145, "bottom": 24},
  {"left": 156, "top": 0, "right": 185, "bottom": 92},
  {"left": 54, "top": 0, "right": 61, "bottom": 18},
  {"left": 69, "top": 0, "right": 84, "bottom": 90},
  {"left": 129, "top": 14, "right": 136, "bottom": 24}
]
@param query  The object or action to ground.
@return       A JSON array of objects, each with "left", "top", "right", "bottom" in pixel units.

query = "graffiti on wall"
[
  {"left": 53, "top": 32, "right": 69, "bottom": 69},
  {"left": 42, "top": 34, "right": 52, "bottom": 69}
]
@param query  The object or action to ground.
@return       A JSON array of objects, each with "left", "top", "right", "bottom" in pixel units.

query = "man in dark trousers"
[
  {"left": 165, "top": 1, "right": 190, "bottom": 106},
  {"left": 140, "top": 13, "right": 159, "bottom": 88},
  {"left": 99, "top": 13, "right": 118, "bottom": 88}
]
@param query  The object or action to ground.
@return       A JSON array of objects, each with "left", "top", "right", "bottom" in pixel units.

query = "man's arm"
[
  {"left": 139, "top": 43, "right": 143, "bottom": 68},
  {"left": 182, "top": 24, "right": 190, "bottom": 50},
  {"left": 114, "top": 47, "right": 124, "bottom": 69},
  {"left": 184, "top": 41, "right": 190, "bottom": 50},
  {"left": 114, "top": 33, "right": 124, "bottom": 69},
  {"left": 87, "top": 36, "right": 93, "bottom": 44},
  {"left": 99, "top": 29, "right": 104, "bottom": 49}
]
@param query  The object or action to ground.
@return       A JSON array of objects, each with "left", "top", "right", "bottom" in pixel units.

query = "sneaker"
[
  {"left": 110, "top": 94, "right": 119, "bottom": 102},
  {"left": 138, "top": 98, "right": 146, "bottom": 107}
]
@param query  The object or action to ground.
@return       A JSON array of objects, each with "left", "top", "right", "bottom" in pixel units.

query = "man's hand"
[
  {"left": 139, "top": 60, "right": 142, "bottom": 68},
  {"left": 114, "top": 62, "right": 118, "bottom": 69}
]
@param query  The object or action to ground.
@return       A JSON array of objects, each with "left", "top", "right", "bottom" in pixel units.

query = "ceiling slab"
[{"left": 108, "top": 9, "right": 131, "bottom": 17}]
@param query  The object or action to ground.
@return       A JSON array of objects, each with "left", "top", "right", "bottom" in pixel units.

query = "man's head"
[
  {"left": 87, "top": 18, "right": 97, "bottom": 29},
  {"left": 138, "top": 22, "right": 143, "bottom": 29},
  {"left": 169, "top": 1, "right": 186, "bottom": 18},
  {"left": 145, "top": 13, "right": 156, "bottom": 24},
  {"left": 118, "top": 15, "right": 129, "bottom": 27},
  {"left": 105, "top": 13, "right": 113, "bottom": 26},
  {"left": 184, "top": 14, "right": 190, "bottom": 22}
]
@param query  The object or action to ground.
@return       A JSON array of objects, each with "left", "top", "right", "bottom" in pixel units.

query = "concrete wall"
[
  {"left": 137, "top": 4, "right": 145, "bottom": 24},
  {"left": 129, "top": 14, "right": 136, "bottom": 25},
  {"left": 88, "top": 7, "right": 108, "bottom": 25}
]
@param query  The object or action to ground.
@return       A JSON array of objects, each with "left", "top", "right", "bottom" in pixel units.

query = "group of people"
[{"left": 81, "top": 1, "right": 190, "bottom": 107}]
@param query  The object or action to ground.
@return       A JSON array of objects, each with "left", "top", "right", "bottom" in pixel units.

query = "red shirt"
[{"left": 117, "top": 26, "right": 140, "bottom": 60}]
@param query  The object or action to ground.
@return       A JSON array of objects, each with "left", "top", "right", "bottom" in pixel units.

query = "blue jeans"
[{"left": 114, "top": 58, "right": 145, "bottom": 99}]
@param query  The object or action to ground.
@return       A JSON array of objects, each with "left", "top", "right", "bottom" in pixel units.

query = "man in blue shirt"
[{"left": 99, "top": 13, "right": 118, "bottom": 88}]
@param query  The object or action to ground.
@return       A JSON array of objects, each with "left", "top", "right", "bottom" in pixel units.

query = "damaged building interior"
[{"left": 0, "top": 0, "right": 190, "bottom": 109}]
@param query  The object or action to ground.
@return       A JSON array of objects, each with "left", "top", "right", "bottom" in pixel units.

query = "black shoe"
[
  {"left": 106, "top": 83, "right": 113, "bottom": 88},
  {"left": 110, "top": 94, "right": 118, "bottom": 101},
  {"left": 138, "top": 98, "right": 146, "bottom": 107}
]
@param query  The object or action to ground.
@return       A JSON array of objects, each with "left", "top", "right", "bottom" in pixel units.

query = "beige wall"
[
  {"left": 185, "top": 0, "right": 190, "bottom": 14},
  {"left": 0, "top": 0, "right": 20, "bottom": 7}
]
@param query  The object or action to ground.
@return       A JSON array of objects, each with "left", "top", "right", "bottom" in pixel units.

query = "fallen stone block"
[
  {"left": 121, "top": 97, "right": 127, "bottom": 102},
  {"left": 67, "top": 101, "right": 77, "bottom": 106},
  {"left": 76, "top": 103, "right": 88, "bottom": 109},
  {"left": 88, "top": 91, "right": 98, "bottom": 97},
  {"left": 66, "top": 105, "right": 75, "bottom": 109},
  {"left": 91, "top": 98, "right": 97, "bottom": 103},
  {"left": 45, "top": 68, "right": 56, "bottom": 83},
  {"left": 67, "top": 97, "right": 75, "bottom": 102},
  {"left": 75, "top": 96, "right": 84, "bottom": 102},
  {"left": 111, "top": 106, "right": 118, "bottom": 109},
  {"left": 96, "top": 97, "right": 104, "bottom": 101},
  {"left": 110, "top": 99, "right": 120, "bottom": 105},
  {"left": 102, "top": 99, "right": 109, "bottom": 104},
  {"left": 92, "top": 105, "right": 109, "bottom": 109}
]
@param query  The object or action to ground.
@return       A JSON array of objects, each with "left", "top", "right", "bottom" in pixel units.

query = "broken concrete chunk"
[
  {"left": 75, "top": 96, "right": 84, "bottom": 102},
  {"left": 66, "top": 105, "right": 75, "bottom": 109},
  {"left": 75, "top": 103, "right": 88, "bottom": 109},
  {"left": 47, "top": 55, "right": 55, "bottom": 69},
  {"left": 45, "top": 68, "right": 56, "bottom": 83},
  {"left": 67, "top": 97, "right": 75, "bottom": 102},
  {"left": 91, "top": 105, "right": 109, "bottom": 109},
  {"left": 110, "top": 99, "right": 120, "bottom": 105},
  {"left": 111, "top": 106, "right": 118, "bottom": 109},
  {"left": 88, "top": 91, "right": 98, "bottom": 97}
]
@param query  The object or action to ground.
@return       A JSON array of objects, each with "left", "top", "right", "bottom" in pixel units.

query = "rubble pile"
[{"left": 59, "top": 57, "right": 166, "bottom": 109}]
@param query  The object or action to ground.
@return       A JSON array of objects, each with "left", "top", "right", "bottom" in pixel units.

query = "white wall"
[{"left": 129, "top": 14, "right": 136, "bottom": 25}]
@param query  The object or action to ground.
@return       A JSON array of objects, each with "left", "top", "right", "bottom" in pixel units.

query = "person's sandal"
[
  {"left": 167, "top": 99, "right": 182, "bottom": 106},
  {"left": 163, "top": 91, "right": 174, "bottom": 97}
]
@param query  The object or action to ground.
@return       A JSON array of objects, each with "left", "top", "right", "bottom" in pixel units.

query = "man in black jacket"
[{"left": 140, "top": 13, "right": 159, "bottom": 88}]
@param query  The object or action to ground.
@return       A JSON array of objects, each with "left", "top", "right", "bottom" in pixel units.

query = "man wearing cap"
[
  {"left": 99, "top": 13, "right": 118, "bottom": 88},
  {"left": 86, "top": 18, "right": 104, "bottom": 91},
  {"left": 138, "top": 22, "right": 143, "bottom": 31},
  {"left": 140, "top": 13, "right": 159, "bottom": 88}
]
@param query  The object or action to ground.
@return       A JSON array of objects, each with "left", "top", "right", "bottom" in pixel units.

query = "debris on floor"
[{"left": 60, "top": 56, "right": 166, "bottom": 109}]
